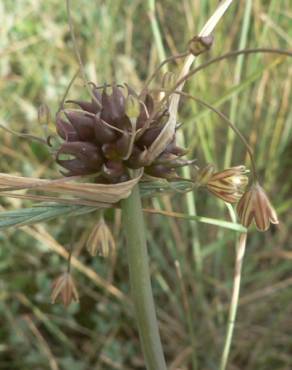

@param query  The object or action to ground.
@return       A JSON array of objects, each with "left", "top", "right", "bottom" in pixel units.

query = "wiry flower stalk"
[{"left": 219, "top": 233, "right": 247, "bottom": 370}]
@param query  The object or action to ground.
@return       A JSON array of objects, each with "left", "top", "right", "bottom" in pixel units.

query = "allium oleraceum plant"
[{"left": 0, "top": 0, "right": 291, "bottom": 369}]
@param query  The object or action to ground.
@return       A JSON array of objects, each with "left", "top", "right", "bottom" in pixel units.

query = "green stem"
[
  {"left": 121, "top": 184, "right": 167, "bottom": 370},
  {"left": 219, "top": 233, "right": 247, "bottom": 370}
]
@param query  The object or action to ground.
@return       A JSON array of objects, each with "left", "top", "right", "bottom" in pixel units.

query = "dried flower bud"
[
  {"left": 51, "top": 272, "right": 79, "bottom": 307},
  {"left": 188, "top": 35, "right": 214, "bottom": 56},
  {"left": 237, "top": 183, "right": 279, "bottom": 231},
  {"left": 86, "top": 218, "right": 116, "bottom": 257},
  {"left": 198, "top": 165, "right": 249, "bottom": 203}
]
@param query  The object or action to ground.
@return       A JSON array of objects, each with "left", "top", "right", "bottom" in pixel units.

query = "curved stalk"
[
  {"left": 153, "top": 48, "right": 292, "bottom": 118},
  {"left": 174, "top": 90, "right": 258, "bottom": 181},
  {"left": 121, "top": 184, "right": 167, "bottom": 370},
  {"left": 140, "top": 52, "right": 189, "bottom": 97}
]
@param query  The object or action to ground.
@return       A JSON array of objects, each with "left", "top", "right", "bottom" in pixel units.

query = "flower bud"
[
  {"left": 137, "top": 125, "right": 164, "bottom": 148},
  {"left": 188, "top": 35, "right": 214, "bottom": 56},
  {"left": 198, "top": 165, "right": 249, "bottom": 203},
  {"left": 56, "top": 115, "right": 79, "bottom": 142},
  {"left": 64, "top": 111, "right": 96, "bottom": 142},
  {"left": 56, "top": 141, "right": 103, "bottom": 176},
  {"left": 237, "top": 183, "right": 279, "bottom": 231},
  {"left": 66, "top": 99, "right": 98, "bottom": 114},
  {"left": 51, "top": 272, "right": 79, "bottom": 307},
  {"left": 102, "top": 160, "right": 125, "bottom": 180},
  {"left": 101, "top": 86, "right": 126, "bottom": 127},
  {"left": 86, "top": 217, "right": 116, "bottom": 257},
  {"left": 93, "top": 117, "right": 117, "bottom": 144}
]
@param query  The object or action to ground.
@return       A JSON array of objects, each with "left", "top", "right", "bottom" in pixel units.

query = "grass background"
[{"left": 0, "top": 0, "right": 292, "bottom": 369}]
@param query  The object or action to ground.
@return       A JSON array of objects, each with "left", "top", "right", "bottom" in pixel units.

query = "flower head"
[
  {"left": 237, "top": 182, "right": 279, "bottom": 231},
  {"left": 86, "top": 217, "right": 116, "bottom": 257},
  {"left": 54, "top": 84, "right": 191, "bottom": 183},
  {"left": 51, "top": 272, "right": 79, "bottom": 307},
  {"left": 197, "top": 165, "right": 249, "bottom": 203}
]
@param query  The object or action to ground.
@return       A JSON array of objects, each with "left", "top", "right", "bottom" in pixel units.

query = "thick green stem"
[{"left": 121, "top": 184, "right": 167, "bottom": 370}]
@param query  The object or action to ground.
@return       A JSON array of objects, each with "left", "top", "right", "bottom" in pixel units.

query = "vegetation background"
[{"left": 0, "top": 0, "right": 291, "bottom": 369}]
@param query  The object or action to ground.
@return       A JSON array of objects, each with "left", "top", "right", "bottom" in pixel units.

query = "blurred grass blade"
[
  {"left": 0, "top": 204, "right": 97, "bottom": 229},
  {"left": 144, "top": 208, "right": 247, "bottom": 232}
]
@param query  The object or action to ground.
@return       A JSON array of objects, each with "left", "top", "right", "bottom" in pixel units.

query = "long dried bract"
[{"left": 0, "top": 172, "right": 142, "bottom": 205}]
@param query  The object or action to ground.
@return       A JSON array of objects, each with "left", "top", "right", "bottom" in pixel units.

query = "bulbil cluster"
[{"left": 55, "top": 84, "right": 191, "bottom": 183}]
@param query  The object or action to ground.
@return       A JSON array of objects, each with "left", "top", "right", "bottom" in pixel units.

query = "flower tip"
[
  {"left": 237, "top": 183, "right": 279, "bottom": 232},
  {"left": 86, "top": 218, "right": 116, "bottom": 258},
  {"left": 51, "top": 272, "right": 79, "bottom": 307}
]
